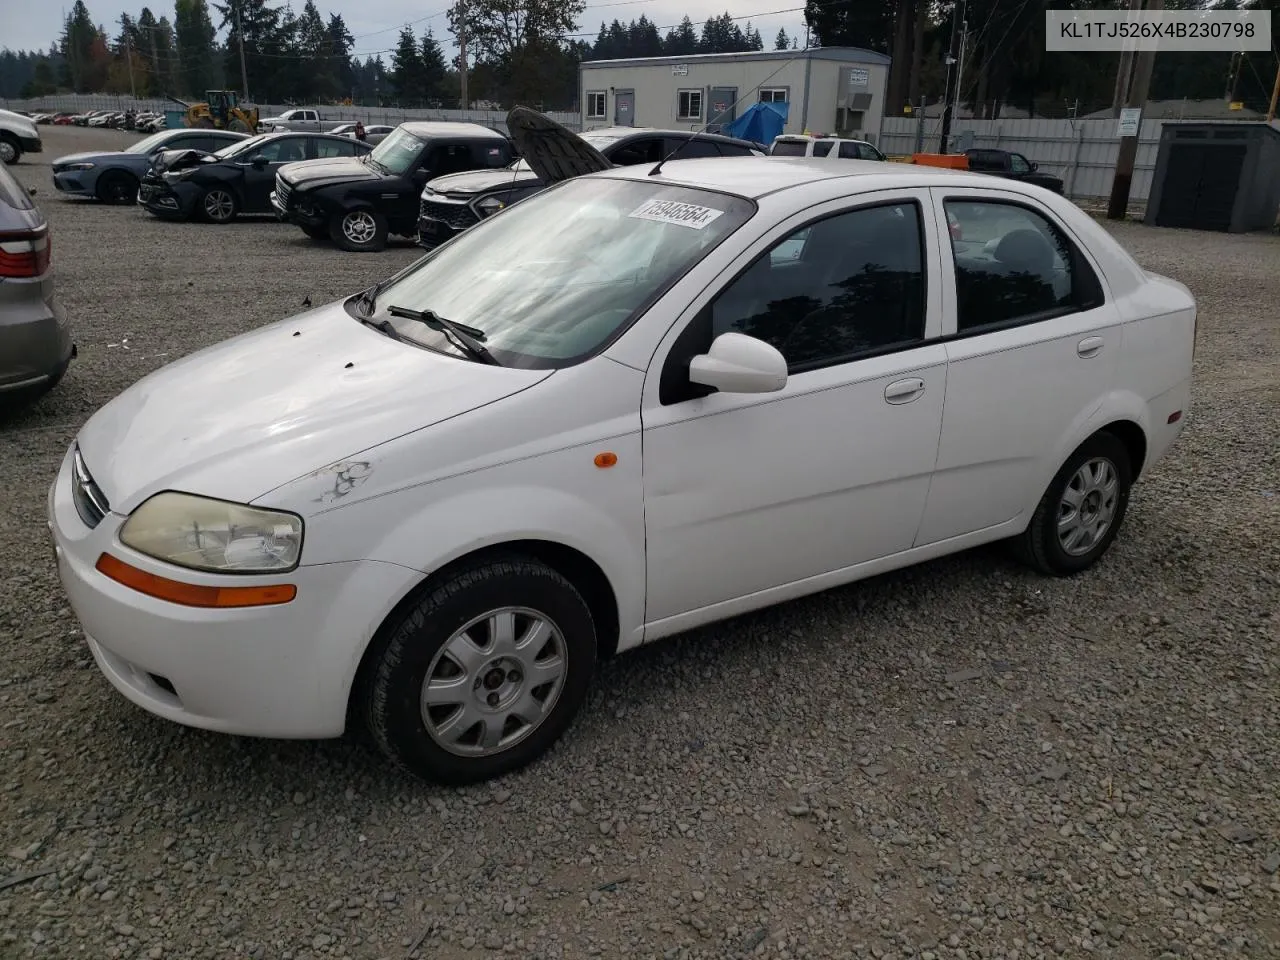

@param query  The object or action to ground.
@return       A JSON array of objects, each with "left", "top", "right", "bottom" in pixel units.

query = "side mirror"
[
  {"left": 250, "top": 154, "right": 268, "bottom": 169},
  {"left": 689, "top": 332, "right": 788, "bottom": 394},
  {"left": 1030, "top": 161, "right": 1038, "bottom": 171}
]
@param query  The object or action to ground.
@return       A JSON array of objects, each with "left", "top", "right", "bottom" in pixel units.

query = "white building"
[{"left": 577, "top": 47, "right": 892, "bottom": 143}]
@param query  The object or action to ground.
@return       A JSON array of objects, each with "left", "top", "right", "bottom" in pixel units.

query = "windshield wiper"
[{"left": 386, "top": 305, "right": 499, "bottom": 365}]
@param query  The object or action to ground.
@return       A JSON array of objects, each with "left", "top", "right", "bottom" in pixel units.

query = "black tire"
[
  {"left": 0, "top": 133, "right": 21, "bottom": 165},
  {"left": 198, "top": 186, "right": 238, "bottom": 224},
  {"left": 362, "top": 557, "right": 597, "bottom": 785},
  {"left": 95, "top": 170, "right": 138, "bottom": 205},
  {"left": 1012, "top": 431, "right": 1132, "bottom": 576},
  {"left": 330, "top": 207, "right": 388, "bottom": 252}
]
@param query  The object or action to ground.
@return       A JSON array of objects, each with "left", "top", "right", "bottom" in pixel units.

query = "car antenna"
[{"left": 648, "top": 44, "right": 817, "bottom": 178}]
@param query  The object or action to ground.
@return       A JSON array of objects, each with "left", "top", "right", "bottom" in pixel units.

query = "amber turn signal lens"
[
  {"left": 95, "top": 553, "right": 297, "bottom": 608},
  {"left": 593, "top": 452, "right": 618, "bottom": 468}
]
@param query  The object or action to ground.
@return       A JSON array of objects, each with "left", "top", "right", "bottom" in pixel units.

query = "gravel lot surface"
[{"left": 2, "top": 126, "right": 1278, "bottom": 960}]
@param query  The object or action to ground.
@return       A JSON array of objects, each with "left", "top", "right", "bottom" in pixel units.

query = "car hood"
[
  {"left": 424, "top": 166, "right": 541, "bottom": 197},
  {"left": 506, "top": 106, "right": 612, "bottom": 184},
  {"left": 75, "top": 299, "right": 554, "bottom": 515},
  {"left": 150, "top": 147, "right": 218, "bottom": 173},
  {"left": 281, "top": 156, "right": 380, "bottom": 190},
  {"left": 52, "top": 150, "right": 121, "bottom": 167}
]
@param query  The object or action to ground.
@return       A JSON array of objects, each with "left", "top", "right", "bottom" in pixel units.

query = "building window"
[
  {"left": 759, "top": 88, "right": 788, "bottom": 104},
  {"left": 586, "top": 91, "right": 606, "bottom": 119},
  {"left": 677, "top": 89, "right": 703, "bottom": 121}
]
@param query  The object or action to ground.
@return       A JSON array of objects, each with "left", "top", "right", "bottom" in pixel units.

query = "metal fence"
[
  {"left": 2, "top": 94, "right": 582, "bottom": 133},
  {"left": 880, "top": 115, "right": 1172, "bottom": 202}
]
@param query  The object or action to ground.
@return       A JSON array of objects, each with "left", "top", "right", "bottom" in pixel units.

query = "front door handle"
[
  {"left": 884, "top": 378, "right": 925, "bottom": 404},
  {"left": 1077, "top": 336, "right": 1104, "bottom": 358}
]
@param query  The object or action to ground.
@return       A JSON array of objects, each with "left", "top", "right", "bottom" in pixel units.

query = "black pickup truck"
[
  {"left": 963, "top": 148, "right": 1064, "bottom": 194},
  {"left": 271, "top": 121, "right": 516, "bottom": 251}
]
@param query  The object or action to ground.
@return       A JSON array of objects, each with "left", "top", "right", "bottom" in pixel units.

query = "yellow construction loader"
[{"left": 168, "top": 91, "right": 259, "bottom": 133}]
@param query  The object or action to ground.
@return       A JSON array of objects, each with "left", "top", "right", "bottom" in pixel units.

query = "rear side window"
[
  {"left": 668, "top": 137, "right": 721, "bottom": 159},
  {"left": 475, "top": 142, "right": 509, "bottom": 167},
  {"left": 812, "top": 141, "right": 834, "bottom": 157},
  {"left": 944, "top": 198, "right": 1105, "bottom": 333},
  {"left": 838, "top": 141, "right": 859, "bottom": 160},
  {"left": 770, "top": 140, "right": 807, "bottom": 157},
  {"left": 717, "top": 142, "right": 756, "bottom": 157},
  {"left": 610, "top": 138, "right": 664, "bottom": 166},
  {"left": 314, "top": 138, "right": 360, "bottom": 158}
]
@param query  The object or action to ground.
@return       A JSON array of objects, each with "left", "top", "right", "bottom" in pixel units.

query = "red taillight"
[{"left": 0, "top": 226, "right": 51, "bottom": 278}]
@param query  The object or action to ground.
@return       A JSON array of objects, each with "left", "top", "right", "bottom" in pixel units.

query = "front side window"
[
  {"left": 610, "top": 138, "right": 663, "bottom": 166},
  {"left": 428, "top": 143, "right": 479, "bottom": 176},
  {"left": 944, "top": 199, "right": 1103, "bottom": 333},
  {"left": 586, "top": 91, "right": 606, "bottom": 118},
  {"left": 709, "top": 201, "right": 927, "bottom": 371},
  {"left": 367, "top": 127, "right": 428, "bottom": 175},
  {"left": 859, "top": 143, "right": 885, "bottom": 161},
  {"left": 366, "top": 178, "right": 756, "bottom": 368},
  {"left": 215, "top": 134, "right": 268, "bottom": 159},
  {"left": 838, "top": 141, "right": 860, "bottom": 160},
  {"left": 678, "top": 90, "right": 703, "bottom": 120},
  {"left": 255, "top": 137, "right": 307, "bottom": 163},
  {"left": 1010, "top": 153, "right": 1032, "bottom": 174}
]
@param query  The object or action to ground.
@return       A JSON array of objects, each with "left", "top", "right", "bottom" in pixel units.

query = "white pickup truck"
[{"left": 259, "top": 108, "right": 347, "bottom": 134}]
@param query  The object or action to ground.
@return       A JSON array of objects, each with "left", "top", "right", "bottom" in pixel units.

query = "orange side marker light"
[
  {"left": 594, "top": 452, "right": 618, "bottom": 469},
  {"left": 96, "top": 553, "right": 297, "bottom": 608}
]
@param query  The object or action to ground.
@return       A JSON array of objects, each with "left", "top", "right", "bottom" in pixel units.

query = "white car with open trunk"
[{"left": 48, "top": 108, "right": 1196, "bottom": 784}]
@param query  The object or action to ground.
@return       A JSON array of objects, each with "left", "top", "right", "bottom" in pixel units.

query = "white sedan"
[{"left": 48, "top": 109, "right": 1196, "bottom": 785}]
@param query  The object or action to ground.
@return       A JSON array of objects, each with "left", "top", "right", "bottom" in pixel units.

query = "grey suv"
[{"left": 0, "top": 165, "right": 73, "bottom": 407}]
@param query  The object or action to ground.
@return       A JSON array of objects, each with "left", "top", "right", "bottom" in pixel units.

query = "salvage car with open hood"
[
  {"left": 50, "top": 107, "right": 1195, "bottom": 786},
  {"left": 417, "top": 122, "right": 765, "bottom": 248}
]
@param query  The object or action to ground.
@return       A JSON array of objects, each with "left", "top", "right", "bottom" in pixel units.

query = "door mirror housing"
[
  {"left": 1030, "top": 160, "right": 1038, "bottom": 171},
  {"left": 250, "top": 154, "right": 268, "bottom": 169},
  {"left": 688, "top": 332, "right": 788, "bottom": 394}
]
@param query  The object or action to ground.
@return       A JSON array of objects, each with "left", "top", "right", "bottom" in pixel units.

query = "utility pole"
[
  {"left": 952, "top": 18, "right": 969, "bottom": 127},
  {"left": 1268, "top": 62, "right": 1280, "bottom": 122},
  {"left": 1107, "top": 0, "right": 1162, "bottom": 220},
  {"left": 938, "top": 0, "right": 966, "bottom": 154},
  {"left": 236, "top": 5, "right": 251, "bottom": 101},
  {"left": 458, "top": 0, "right": 469, "bottom": 111},
  {"left": 1224, "top": 52, "right": 1242, "bottom": 103},
  {"left": 1111, "top": 0, "right": 1136, "bottom": 117},
  {"left": 125, "top": 39, "right": 136, "bottom": 99},
  {"left": 148, "top": 24, "right": 160, "bottom": 95}
]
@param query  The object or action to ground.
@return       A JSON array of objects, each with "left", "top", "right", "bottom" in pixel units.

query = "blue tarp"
[{"left": 723, "top": 101, "right": 788, "bottom": 147}]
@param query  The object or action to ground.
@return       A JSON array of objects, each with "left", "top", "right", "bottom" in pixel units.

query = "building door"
[
  {"left": 707, "top": 87, "right": 738, "bottom": 133},
  {"left": 614, "top": 90, "right": 635, "bottom": 126},
  {"left": 1154, "top": 143, "right": 1245, "bottom": 232}
]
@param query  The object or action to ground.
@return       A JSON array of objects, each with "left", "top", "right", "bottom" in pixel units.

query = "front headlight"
[
  {"left": 119, "top": 492, "right": 304, "bottom": 573},
  {"left": 64, "top": 162, "right": 95, "bottom": 171},
  {"left": 476, "top": 195, "right": 506, "bottom": 218}
]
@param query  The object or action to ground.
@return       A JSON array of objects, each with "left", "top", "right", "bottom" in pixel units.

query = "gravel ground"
[{"left": 1, "top": 126, "right": 1278, "bottom": 960}]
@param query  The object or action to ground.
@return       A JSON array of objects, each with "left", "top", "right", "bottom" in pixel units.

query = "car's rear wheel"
[
  {"left": 199, "top": 187, "right": 238, "bottom": 223},
  {"left": 0, "top": 134, "right": 21, "bottom": 165},
  {"left": 362, "top": 557, "right": 597, "bottom": 785},
  {"left": 1013, "top": 431, "right": 1132, "bottom": 576},
  {"left": 331, "top": 208, "right": 387, "bottom": 252},
  {"left": 95, "top": 170, "right": 138, "bottom": 205}
]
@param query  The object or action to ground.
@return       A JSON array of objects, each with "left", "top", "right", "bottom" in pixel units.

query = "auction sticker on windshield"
[{"left": 629, "top": 199, "right": 725, "bottom": 230}]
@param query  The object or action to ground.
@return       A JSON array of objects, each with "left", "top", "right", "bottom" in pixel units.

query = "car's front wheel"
[
  {"left": 199, "top": 187, "right": 238, "bottom": 223},
  {"left": 331, "top": 208, "right": 387, "bottom": 252},
  {"left": 362, "top": 557, "right": 597, "bottom": 785},
  {"left": 1014, "top": 431, "right": 1133, "bottom": 576},
  {"left": 0, "top": 134, "right": 21, "bottom": 165},
  {"left": 95, "top": 170, "right": 138, "bottom": 205}
]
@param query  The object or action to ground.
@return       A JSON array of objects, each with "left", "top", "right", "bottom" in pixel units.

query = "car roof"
[
  {"left": 591, "top": 155, "right": 1031, "bottom": 200},
  {"left": 585, "top": 126, "right": 752, "bottom": 145},
  {"left": 401, "top": 121, "right": 508, "bottom": 140}
]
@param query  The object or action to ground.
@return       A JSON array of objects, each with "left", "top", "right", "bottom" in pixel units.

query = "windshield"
[
  {"left": 216, "top": 134, "right": 268, "bottom": 159},
  {"left": 128, "top": 130, "right": 179, "bottom": 154},
  {"left": 770, "top": 140, "right": 808, "bottom": 157},
  {"left": 368, "top": 177, "right": 755, "bottom": 368},
  {"left": 367, "top": 127, "right": 426, "bottom": 175}
]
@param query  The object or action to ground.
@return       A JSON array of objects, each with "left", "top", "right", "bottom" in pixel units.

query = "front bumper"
[
  {"left": 417, "top": 214, "right": 461, "bottom": 248},
  {"left": 138, "top": 180, "right": 193, "bottom": 218},
  {"left": 52, "top": 171, "right": 93, "bottom": 197},
  {"left": 270, "top": 189, "right": 326, "bottom": 228},
  {"left": 47, "top": 444, "right": 422, "bottom": 739},
  {"left": 19, "top": 135, "right": 43, "bottom": 154}
]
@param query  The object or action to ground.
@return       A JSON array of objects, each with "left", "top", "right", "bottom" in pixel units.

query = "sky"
[{"left": 3, "top": 0, "right": 812, "bottom": 60}]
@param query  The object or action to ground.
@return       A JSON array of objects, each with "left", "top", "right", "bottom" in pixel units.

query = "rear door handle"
[
  {"left": 884, "top": 378, "right": 925, "bottom": 404},
  {"left": 1077, "top": 336, "right": 1104, "bottom": 358}
]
